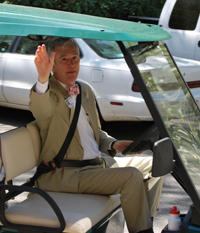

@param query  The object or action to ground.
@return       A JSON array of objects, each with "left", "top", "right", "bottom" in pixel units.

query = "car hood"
[
  {"left": 174, "top": 56, "right": 200, "bottom": 68},
  {"left": 81, "top": 58, "right": 130, "bottom": 71}
]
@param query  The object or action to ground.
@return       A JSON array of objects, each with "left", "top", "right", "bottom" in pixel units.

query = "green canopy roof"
[{"left": 0, "top": 3, "right": 171, "bottom": 41}]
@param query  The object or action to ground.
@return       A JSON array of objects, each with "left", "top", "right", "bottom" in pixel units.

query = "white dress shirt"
[{"left": 35, "top": 80, "right": 101, "bottom": 160}]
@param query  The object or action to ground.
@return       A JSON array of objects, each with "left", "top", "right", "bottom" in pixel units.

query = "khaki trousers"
[
  {"left": 78, "top": 154, "right": 163, "bottom": 233},
  {"left": 115, "top": 153, "right": 164, "bottom": 217},
  {"left": 36, "top": 153, "right": 163, "bottom": 233}
]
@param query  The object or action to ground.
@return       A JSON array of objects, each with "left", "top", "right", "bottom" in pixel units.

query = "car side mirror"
[{"left": 152, "top": 137, "right": 175, "bottom": 177}]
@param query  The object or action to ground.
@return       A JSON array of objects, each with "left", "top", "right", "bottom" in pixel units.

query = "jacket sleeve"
[
  {"left": 99, "top": 129, "right": 117, "bottom": 157},
  {"left": 29, "top": 83, "right": 56, "bottom": 129}
]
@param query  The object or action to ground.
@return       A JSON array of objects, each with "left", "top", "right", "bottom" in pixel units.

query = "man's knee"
[{"left": 123, "top": 167, "right": 143, "bottom": 182}]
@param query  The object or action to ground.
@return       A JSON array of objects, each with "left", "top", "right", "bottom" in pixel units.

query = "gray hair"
[{"left": 47, "top": 37, "right": 80, "bottom": 57}]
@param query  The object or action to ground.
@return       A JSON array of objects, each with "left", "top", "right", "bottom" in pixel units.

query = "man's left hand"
[{"left": 113, "top": 140, "right": 143, "bottom": 155}]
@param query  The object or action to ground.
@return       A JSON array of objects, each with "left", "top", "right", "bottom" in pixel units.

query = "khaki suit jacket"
[{"left": 29, "top": 76, "right": 117, "bottom": 192}]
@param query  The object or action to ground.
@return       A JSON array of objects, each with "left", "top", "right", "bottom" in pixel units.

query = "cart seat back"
[{"left": 0, "top": 122, "right": 41, "bottom": 182}]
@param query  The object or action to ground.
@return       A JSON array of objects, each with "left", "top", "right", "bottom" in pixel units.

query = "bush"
[{"left": 1, "top": 0, "right": 166, "bottom": 19}]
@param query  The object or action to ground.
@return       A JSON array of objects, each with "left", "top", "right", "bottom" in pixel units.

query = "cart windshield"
[{"left": 130, "top": 41, "right": 200, "bottom": 195}]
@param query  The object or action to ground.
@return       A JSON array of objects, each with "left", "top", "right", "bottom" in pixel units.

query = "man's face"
[{"left": 52, "top": 43, "right": 80, "bottom": 87}]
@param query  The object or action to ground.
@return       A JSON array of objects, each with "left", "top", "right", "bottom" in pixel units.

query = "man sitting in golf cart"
[{"left": 29, "top": 37, "right": 163, "bottom": 233}]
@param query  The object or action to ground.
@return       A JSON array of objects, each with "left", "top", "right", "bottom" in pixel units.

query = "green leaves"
[{"left": 2, "top": 0, "right": 166, "bottom": 19}]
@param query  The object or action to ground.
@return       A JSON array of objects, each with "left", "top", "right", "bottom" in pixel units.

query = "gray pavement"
[{"left": 152, "top": 174, "right": 192, "bottom": 232}]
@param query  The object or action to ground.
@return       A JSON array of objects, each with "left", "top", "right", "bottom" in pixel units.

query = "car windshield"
[
  {"left": 130, "top": 41, "right": 200, "bottom": 195},
  {"left": 84, "top": 39, "right": 137, "bottom": 59}
]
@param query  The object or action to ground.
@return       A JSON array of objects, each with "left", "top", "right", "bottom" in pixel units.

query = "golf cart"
[{"left": 0, "top": 3, "right": 200, "bottom": 233}]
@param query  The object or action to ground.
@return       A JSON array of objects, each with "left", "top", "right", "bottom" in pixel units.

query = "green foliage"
[{"left": 1, "top": 0, "right": 166, "bottom": 19}]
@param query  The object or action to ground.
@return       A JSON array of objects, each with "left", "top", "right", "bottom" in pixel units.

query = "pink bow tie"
[{"left": 67, "top": 84, "right": 80, "bottom": 96}]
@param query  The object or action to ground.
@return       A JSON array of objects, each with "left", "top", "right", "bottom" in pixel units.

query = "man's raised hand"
[{"left": 34, "top": 44, "right": 55, "bottom": 84}]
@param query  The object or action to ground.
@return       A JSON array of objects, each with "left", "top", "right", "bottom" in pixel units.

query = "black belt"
[{"left": 60, "top": 158, "right": 101, "bottom": 167}]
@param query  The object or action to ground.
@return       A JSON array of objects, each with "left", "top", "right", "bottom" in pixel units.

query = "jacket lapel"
[{"left": 51, "top": 76, "right": 82, "bottom": 145}]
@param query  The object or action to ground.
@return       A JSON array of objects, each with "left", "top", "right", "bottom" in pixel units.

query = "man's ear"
[{"left": 52, "top": 64, "right": 56, "bottom": 73}]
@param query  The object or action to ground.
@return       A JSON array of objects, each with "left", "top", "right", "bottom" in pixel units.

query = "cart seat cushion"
[{"left": 4, "top": 192, "right": 121, "bottom": 233}]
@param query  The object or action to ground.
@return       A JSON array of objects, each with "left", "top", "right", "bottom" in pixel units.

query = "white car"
[
  {"left": 159, "top": 0, "right": 200, "bottom": 61},
  {"left": 1, "top": 35, "right": 200, "bottom": 121}
]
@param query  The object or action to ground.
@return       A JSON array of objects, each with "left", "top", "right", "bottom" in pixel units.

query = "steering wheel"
[{"left": 122, "top": 124, "right": 160, "bottom": 155}]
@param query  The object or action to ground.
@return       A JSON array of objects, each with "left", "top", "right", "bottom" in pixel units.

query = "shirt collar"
[
  {"left": 58, "top": 80, "right": 77, "bottom": 99},
  {"left": 58, "top": 80, "right": 68, "bottom": 91}
]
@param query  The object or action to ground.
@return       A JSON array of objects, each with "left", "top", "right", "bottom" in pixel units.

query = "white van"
[{"left": 159, "top": 0, "right": 200, "bottom": 61}]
